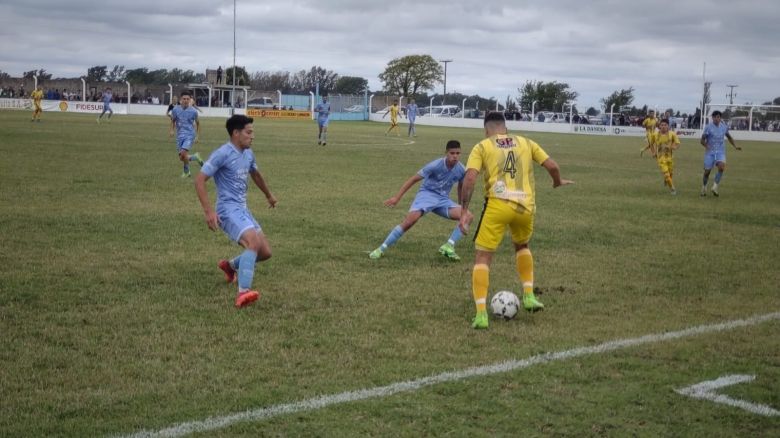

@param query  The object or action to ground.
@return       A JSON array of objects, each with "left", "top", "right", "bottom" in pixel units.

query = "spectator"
[
  {"left": 537, "top": 112, "right": 545, "bottom": 122},
  {"left": 216, "top": 66, "right": 223, "bottom": 84}
]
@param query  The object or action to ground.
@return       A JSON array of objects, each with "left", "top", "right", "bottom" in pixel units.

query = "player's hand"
[
  {"left": 458, "top": 209, "right": 473, "bottom": 234},
  {"left": 266, "top": 194, "right": 278, "bottom": 208},
  {"left": 383, "top": 196, "right": 399, "bottom": 207},
  {"left": 204, "top": 210, "right": 219, "bottom": 231},
  {"left": 169, "top": 130, "right": 174, "bottom": 139},
  {"left": 194, "top": 137, "right": 199, "bottom": 144},
  {"left": 554, "top": 179, "right": 575, "bottom": 188}
]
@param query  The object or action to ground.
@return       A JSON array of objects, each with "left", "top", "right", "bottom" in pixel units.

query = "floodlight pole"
[
  {"left": 439, "top": 59, "right": 452, "bottom": 105},
  {"left": 81, "top": 77, "right": 86, "bottom": 102},
  {"left": 231, "top": 0, "right": 236, "bottom": 113},
  {"left": 609, "top": 104, "right": 615, "bottom": 127},
  {"left": 726, "top": 84, "right": 738, "bottom": 105}
]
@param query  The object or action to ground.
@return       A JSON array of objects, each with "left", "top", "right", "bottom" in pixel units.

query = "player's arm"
[
  {"left": 700, "top": 132, "right": 709, "bottom": 149},
  {"left": 250, "top": 169, "right": 277, "bottom": 208},
  {"left": 194, "top": 172, "right": 219, "bottom": 231},
  {"left": 541, "top": 158, "right": 574, "bottom": 188},
  {"left": 194, "top": 119, "right": 200, "bottom": 143},
  {"left": 458, "top": 169, "right": 478, "bottom": 233},
  {"left": 384, "top": 174, "right": 423, "bottom": 207},
  {"left": 169, "top": 117, "right": 175, "bottom": 138},
  {"left": 726, "top": 132, "right": 741, "bottom": 150}
]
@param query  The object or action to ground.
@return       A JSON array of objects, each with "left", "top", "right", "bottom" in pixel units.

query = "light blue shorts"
[
  {"left": 218, "top": 205, "right": 261, "bottom": 243},
  {"left": 177, "top": 137, "right": 194, "bottom": 152},
  {"left": 704, "top": 151, "right": 726, "bottom": 169},
  {"left": 318, "top": 118, "right": 329, "bottom": 128},
  {"left": 409, "top": 191, "right": 459, "bottom": 218}
]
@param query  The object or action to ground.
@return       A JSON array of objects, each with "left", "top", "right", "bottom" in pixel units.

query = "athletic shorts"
[
  {"left": 703, "top": 151, "right": 726, "bottom": 169},
  {"left": 177, "top": 137, "right": 194, "bottom": 152},
  {"left": 318, "top": 118, "right": 329, "bottom": 128},
  {"left": 34, "top": 103, "right": 42, "bottom": 111},
  {"left": 409, "top": 191, "right": 459, "bottom": 218},
  {"left": 474, "top": 198, "right": 534, "bottom": 251},
  {"left": 217, "top": 205, "right": 262, "bottom": 243},
  {"left": 657, "top": 157, "right": 674, "bottom": 174},
  {"left": 102, "top": 104, "right": 112, "bottom": 112}
]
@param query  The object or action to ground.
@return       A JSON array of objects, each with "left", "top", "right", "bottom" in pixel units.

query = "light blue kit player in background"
[
  {"left": 96, "top": 87, "right": 113, "bottom": 123},
  {"left": 195, "top": 114, "right": 278, "bottom": 309},
  {"left": 405, "top": 98, "right": 419, "bottom": 137},
  {"left": 315, "top": 95, "right": 330, "bottom": 146},
  {"left": 169, "top": 90, "right": 203, "bottom": 177},
  {"left": 369, "top": 140, "right": 470, "bottom": 261},
  {"left": 700, "top": 110, "right": 741, "bottom": 197}
]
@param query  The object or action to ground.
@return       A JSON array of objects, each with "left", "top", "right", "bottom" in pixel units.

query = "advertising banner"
[{"left": 246, "top": 108, "right": 312, "bottom": 119}]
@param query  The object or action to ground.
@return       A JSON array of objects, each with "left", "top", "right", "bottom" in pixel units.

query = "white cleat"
[{"left": 711, "top": 183, "right": 719, "bottom": 197}]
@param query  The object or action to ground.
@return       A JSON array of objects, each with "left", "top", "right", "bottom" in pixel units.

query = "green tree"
[
  {"left": 107, "top": 65, "right": 126, "bottom": 82},
  {"left": 86, "top": 66, "right": 108, "bottom": 82},
  {"left": 517, "top": 80, "right": 578, "bottom": 112},
  {"left": 334, "top": 76, "right": 368, "bottom": 94},
  {"left": 600, "top": 87, "right": 634, "bottom": 113},
  {"left": 378, "top": 54, "right": 442, "bottom": 97},
  {"left": 250, "top": 71, "right": 293, "bottom": 92},
  {"left": 225, "top": 66, "right": 250, "bottom": 86},
  {"left": 0, "top": 70, "right": 11, "bottom": 80},
  {"left": 586, "top": 107, "right": 599, "bottom": 116},
  {"left": 23, "top": 69, "right": 52, "bottom": 80}
]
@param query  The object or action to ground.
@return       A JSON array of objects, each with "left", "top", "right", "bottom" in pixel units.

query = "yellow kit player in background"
[
  {"left": 640, "top": 109, "right": 658, "bottom": 154},
  {"left": 383, "top": 100, "right": 401, "bottom": 136},
  {"left": 31, "top": 86, "right": 44, "bottom": 122},
  {"left": 651, "top": 119, "right": 680, "bottom": 195},
  {"left": 459, "top": 112, "right": 573, "bottom": 329}
]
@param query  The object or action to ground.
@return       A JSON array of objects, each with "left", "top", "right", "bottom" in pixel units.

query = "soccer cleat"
[
  {"left": 472, "top": 311, "right": 489, "bottom": 329},
  {"left": 96, "top": 117, "right": 101, "bottom": 124},
  {"left": 235, "top": 290, "right": 260, "bottom": 308},
  {"left": 218, "top": 259, "right": 236, "bottom": 283},
  {"left": 711, "top": 183, "right": 719, "bottom": 197},
  {"left": 438, "top": 243, "right": 461, "bottom": 261},
  {"left": 700, "top": 186, "right": 707, "bottom": 197},
  {"left": 180, "top": 171, "right": 191, "bottom": 178},
  {"left": 368, "top": 248, "right": 383, "bottom": 260},
  {"left": 522, "top": 293, "right": 544, "bottom": 313},
  {"left": 670, "top": 189, "right": 677, "bottom": 196},
  {"left": 321, "top": 142, "right": 326, "bottom": 146},
  {"left": 191, "top": 152, "right": 204, "bottom": 166}
]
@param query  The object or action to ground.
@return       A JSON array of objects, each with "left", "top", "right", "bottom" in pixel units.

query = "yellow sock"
[
  {"left": 516, "top": 248, "right": 534, "bottom": 295},
  {"left": 472, "top": 264, "right": 489, "bottom": 312}
]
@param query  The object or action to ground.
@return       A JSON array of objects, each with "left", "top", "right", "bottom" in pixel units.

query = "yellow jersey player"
[
  {"left": 640, "top": 110, "right": 658, "bottom": 154},
  {"left": 459, "top": 112, "right": 573, "bottom": 329},
  {"left": 382, "top": 100, "right": 401, "bottom": 136},
  {"left": 651, "top": 119, "right": 681, "bottom": 195},
  {"left": 31, "top": 86, "right": 44, "bottom": 122}
]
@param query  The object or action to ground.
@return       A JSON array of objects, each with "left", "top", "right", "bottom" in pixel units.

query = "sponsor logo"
[
  {"left": 59, "top": 101, "right": 68, "bottom": 111},
  {"left": 676, "top": 129, "right": 699, "bottom": 137},
  {"left": 0, "top": 98, "right": 32, "bottom": 109},
  {"left": 74, "top": 103, "right": 104, "bottom": 111},
  {"left": 246, "top": 108, "right": 312, "bottom": 119},
  {"left": 573, "top": 125, "right": 607, "bottom": 133}
]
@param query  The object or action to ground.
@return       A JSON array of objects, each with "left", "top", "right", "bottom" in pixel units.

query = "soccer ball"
[{"left": 491, "top": 290, "right": 520, "bottom": 320}]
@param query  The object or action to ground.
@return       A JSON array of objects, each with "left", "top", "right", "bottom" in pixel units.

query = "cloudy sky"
[{"left": 1, "top": 0, "right": 778, "bottom": 113}]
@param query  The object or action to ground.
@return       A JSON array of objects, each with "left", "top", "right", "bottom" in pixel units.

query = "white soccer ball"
[{"left": 490, "top": 290, "right": 520, "bottom": 320}]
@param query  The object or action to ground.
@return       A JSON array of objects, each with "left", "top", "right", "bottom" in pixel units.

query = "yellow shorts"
[
  {"left": 474, "top": 198, "right": 534, "bottom": 251},
  {"left": 657, "top": 157, "right": 674, "bottom": 174},
  {"left": 34, "top": 103, "right": 42, "bottom": 111},
  {"left": 645, "top": 133, "right": 654, "bottom": 144}
]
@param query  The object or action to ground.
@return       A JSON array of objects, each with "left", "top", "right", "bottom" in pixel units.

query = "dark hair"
[
  {"left": 226, "top": 115, "right": 254, "bottom": 135},
  {"left": 712, "top": 110, "right": 722, "bottom": 117},
  {"left": 446, "top": 140, "right": 461, "bottom": 150},
  {"left": 660, "top": 118, "right": 670, "bottom": 125},
  {"left": 484, "top": 111, "right": 506, "bottom": 125},
  {"left": 180, "top": 90, "right": 193, "bottom": 97}
]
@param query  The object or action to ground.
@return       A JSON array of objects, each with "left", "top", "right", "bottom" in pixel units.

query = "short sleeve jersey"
[
  {"left": 642, "top": 116, "right": 657, "bottom": 133},
  {"left": 653, "top": 131, "right": 680, "bottom": 159},
  {"left": 201, "top": 142, "right": 258, "bottom": 209},
  {"left": 406, "top": 103, "right": 418, "bottom": 121},
  {"left": 31, "top": 89, "right": 43, "bottom": 104},
  {"left": 102, "top": 92, "right": 112, "bottom": 105},
  {"left": 702, "top": 122, "right": 730, "bottom": 154},
  {"left": 315, "top": 102, "right": 330, "bottom": 120},
  {"left": 389, "top": 105, "right": 400, "bottom": 121},
  {"left": 171, "top": 105, "right": 199, "bottom": 141},
  {"left": 417, "top": 157, "right": 466, "bottom": 198},
  {"left": 466, "top": 134, "right": 550, "bottom": 213}
]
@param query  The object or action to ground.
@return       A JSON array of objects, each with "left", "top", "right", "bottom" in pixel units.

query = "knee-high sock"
[
  {"left": 714, "top": 170, "right": 723, "bottom": 183},
  {"left": 447, "top": 226, "right": 463, "bottom": 246},
  {"left": 516, "top": 248, "right": 534, "bottom": 296},
  {"left": 237, "top": 249, "right": 257, "bottom": 291},
  {"left": 472, "top": 264, "right": 489, "bottom": 313},
  {"left": 380, "top": 225, "right": 404, "bottom": 251},
  {"left": 703, "top": 173, "right": 710, "bottom": 186}
]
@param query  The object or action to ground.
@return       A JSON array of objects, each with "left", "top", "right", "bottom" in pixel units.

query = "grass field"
[{"left": 1, "top": 110, "right": 779, "bottom": 437}]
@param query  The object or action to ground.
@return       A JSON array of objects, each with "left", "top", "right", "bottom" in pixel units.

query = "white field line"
[
  {"left": 675, "top": 374, "right": 780, "bottom": 417},
  {"left": 117, "top": 311, "right": 780, "bottom": 438}
]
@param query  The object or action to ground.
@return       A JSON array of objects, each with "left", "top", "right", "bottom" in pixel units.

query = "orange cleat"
[
  {"left": 218, "top": 259, "right": 236, "bottom": 283},
  {"left": 235, "top": 290, "right": 259, "bottom": 308}
]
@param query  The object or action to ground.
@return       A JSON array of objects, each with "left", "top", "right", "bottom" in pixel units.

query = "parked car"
[
  {"left": 425, "top": 105, "right": 460, "bottom": 117},
  {"left": 246, "top": 97, "right": 275, "bottom": 109},
  {"left": 344, "top": 104, "right": 365, "bottom": 113}
]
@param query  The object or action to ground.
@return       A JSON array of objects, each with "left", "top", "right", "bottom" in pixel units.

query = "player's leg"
[
  {"left": 666, "top": 160, "right": 676, "bottom": 194},
  {"left": 318, "top": 124, "right": 323, "bottom": 144},
  {"left": 510, "top": 209, "right": 543, "bottom": 312},
  {"left": 321, "top": 122, "right": 328, "bottom": 146},
  {"left": 107, "top": 107, "right": 113, "bottom": 120},
  {"left": 369, "top": 210, "right": 423, "bottom": 259},
  {"left": 178, "top": 143, "right": 192, "bottom": 177},
  {"left": 701, "top": 154, "right": 715, "bottom": 196},
  {"left": 435, "top": 204, "right": 466, "bottom": 260},
  {"left": 471, "top": 199, "right": 510, "bottom": 328},
  {"left": 712, "top": 160, "right": 726, "bottom": 196}
]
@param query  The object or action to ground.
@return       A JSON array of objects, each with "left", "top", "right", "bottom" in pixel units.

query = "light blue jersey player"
[
  {"left": 314, "top": 96, "right": 330, "bottom": 146},
  {"left": 369, "top": 140, "right": 470, "bottom": 261},
  {"left": 700, "top": 110, "right": 740, "bottom": 196},
  {"left": 194, "top": 115, "right": 278, "bottom": 308},
  {"left": 97, "top": 87, "right": 113, "bottom": 123},
  {"left": 169, "top": 90, "right": 203, "bottom": 177},
  {"left": 405, "top": 99, "right": 419, "bottom": 137}
]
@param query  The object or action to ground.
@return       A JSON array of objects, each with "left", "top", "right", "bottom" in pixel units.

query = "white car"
[{"left": 344, "top": 104, "right": 365, "bottom": 113}]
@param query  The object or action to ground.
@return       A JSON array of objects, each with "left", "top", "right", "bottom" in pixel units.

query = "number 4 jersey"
[{"left": 466, "top": 134, "right": 550, "bottom": 214}]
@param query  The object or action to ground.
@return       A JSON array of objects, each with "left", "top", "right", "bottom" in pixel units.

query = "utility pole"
[
  {"left": 439, "top": 59, "right": 453, "bottom": 105},
  {"left": 726, "top": 84, "right": 738, "bottom": 105}
]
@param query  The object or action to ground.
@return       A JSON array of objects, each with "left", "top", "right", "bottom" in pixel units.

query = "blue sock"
[
  {"left": 188, "top": 155, "right": 198, "bottom": 162},
  {"left": 230, "top": 256, "right": 241, "bottom": 270},
  {"left": 381, "top": 225, "right": 404, "bottom": 250},
  {"left": 237, "top": 249, "right": 257, "bottom": 290},
  {"left": 714, "top": 171, "right": 723, "bottom": 183},
  {"left": 447, "top": 226, "right": 463, "bottom": 246},
  {"left": 322, "top": 132, "right": 327, "bottom": 142},
  {"left": 183, "top": 163, "right": 190, "bottom": 173}
]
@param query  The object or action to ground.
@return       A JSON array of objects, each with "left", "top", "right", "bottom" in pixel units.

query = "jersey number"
[{"left": 503, "top": 151, "right": 518, "bottom": 179}]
